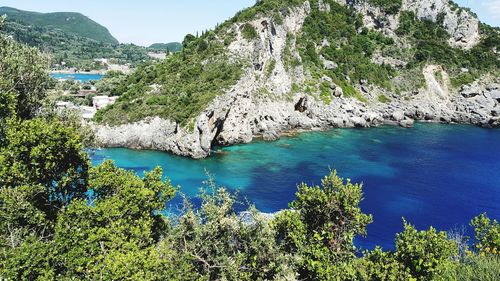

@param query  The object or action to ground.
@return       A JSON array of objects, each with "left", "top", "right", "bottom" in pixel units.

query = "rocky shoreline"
[
  {"left": 95, "top": 0, "right": 499, "bottom": 159},
  {"left": 95, "top": 76, "right": 499, "bottom": 159}
]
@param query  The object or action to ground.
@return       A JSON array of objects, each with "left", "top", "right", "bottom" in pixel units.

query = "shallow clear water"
[
  {"left": 50, "top": 73, "right": 103, "bottom": 82},
  {"left": 91, "top": 123, "right": 500, "bottom": 250}
]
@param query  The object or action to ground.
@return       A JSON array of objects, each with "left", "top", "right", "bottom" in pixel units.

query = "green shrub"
[
  {"left": 395, "top": 221, "right": 458, "bottom": 280},
  {"left": 241, "top": 23, "right": 258, "bottom": 40},
  {"left": 265, "top": 59, "right": 277, "bottom": 77},
  {"left": 360, "top": 247, "right": 414, "bottom": 280},
  {"left": 451, "top": 72, "right": 478, "bottom": 88},
  {"left": 273, "top": 170, "right": 373, "bottom": 280},
  {"left": 319, "top": 82, "right": 333, "bottom": 104},
  {"left": 471, "top": 214, "right": 500, "bottom": 256},
  {"left": 397, "top": 11, "right": 500, "bottom": 74},
  {"left": 298, "top": 1, "right": 395, "bottom": 97},
  {"left": 368, "top": 0, "right": 403, "bottom": 14},
  {"left": 438, "top": 255, "right": 500, "bottom": 281},
  {"left": 378, "top": 94, "right": 391, "bottom": 103},
  {"left": 96, "top": 35, "right": 244, "bottom": 126}
]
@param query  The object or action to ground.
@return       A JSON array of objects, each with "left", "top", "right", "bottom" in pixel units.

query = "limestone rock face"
[
  {"left": 95, "top": 0, "right": 496, "bottom": 158},
  {"left": 402, "top": 0, "right": 480, "bottom": 49},
  {"left": 334, "top": 0, "right": 480, "bottom": 49},
  {"left": 95, "top": 117, "right": 210, "bottom": 159}
]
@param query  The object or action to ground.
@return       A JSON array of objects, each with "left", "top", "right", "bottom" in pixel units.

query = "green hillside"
[
  {"left": 0, "top": 7, "right": 154, "bottom": 70},
  {"left": 0, "top": 6, "right": 118, "bottom": 44},
  {"left": 149, "top": 42, "right": 182, "bottom": 52},
  {"left": 1, "top": 20, "right": 150, "bottom": 70}
]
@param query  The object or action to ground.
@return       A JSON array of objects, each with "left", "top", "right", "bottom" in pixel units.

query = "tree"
[
  {"left": 0, "top": 118, "right": 90, "bottom": 278},
  {"left": 1, "top": 160, "right": 184, "bottom": 280},
  {"left": 172, "top": 180, "right": 290, "bottom": 280},
  {"left": 471, "top": 213, "right": 500, "bottom": 256},
  {"left": 359, "top": 247, "right": 414, "bottom": 281},
  {"left": 395, "top": 221, "right": 458, "bottom": 280},
  {"left": 273, "top": 171, "right": 373, "bottom": 280},
  {"left": 0, "top": 33, "right": 50, "bottom": 120},
  {"left": 50, "top": 160, "right": 178, "bottom": 280},
  {"left": 182, "top": 34, "right": 197, "bottom": 48},
  {"left": 0, "top": 118, "right": 89, "bottom": 223}
]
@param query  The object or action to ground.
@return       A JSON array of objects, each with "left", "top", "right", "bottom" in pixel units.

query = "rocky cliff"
[{"left": 96, "top": 0, "right": 499, "bottom": 158}]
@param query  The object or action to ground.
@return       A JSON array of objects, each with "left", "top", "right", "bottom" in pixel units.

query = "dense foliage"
[
  {"left": 273, "top": 171, "right": 373, "bottom": 280},
  {"left": 94, "top": 71, "right": 129, "bottom": 96},
  {"left": 298, "top": 0, "right": 396, "bottom": 98},
  {"left": 0, "top": 119, "right": 89, "bottom": 244},
  {"left": 396, "top": 11, "right": 500, "bottom": 87},
  {"left": 0, "top": 29, "right": 50, "bottom": 120},
  {"left": 1, "top": 20, "right": 153, "bottom": 70},
  {"left": 0, "top": 7, "right": 175, "bottom": 70},
  {"left": 95, "top": 32, "right": 244, "bottom": 126},
  {"left": 1, "top": 130, "right": 499, "bottom": 280}
]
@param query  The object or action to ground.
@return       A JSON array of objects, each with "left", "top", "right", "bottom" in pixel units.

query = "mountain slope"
[
  {"left": 95, "top": 0, "right": 500, "bottom": 158},
  {"left": 0, "top": 7, "right": 153, "bottom": 69},
  {"left": 0, "top": 6, "right": 118, "bottom": 44}
]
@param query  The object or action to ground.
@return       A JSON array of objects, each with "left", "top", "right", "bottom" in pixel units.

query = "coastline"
[
  {"left": 95, "top": 69, "right": 500, "bottom": 160},
  {"left": 51, "top": 70, "right": 107, "bottom": 75},
  {"left": 95, "top": 105, "right": 500, "bottom": 160}
]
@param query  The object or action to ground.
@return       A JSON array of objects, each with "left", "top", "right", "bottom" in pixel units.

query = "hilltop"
[
  {"left": 93, "top": 0, "right": 500, "bottom": 158},
  {"left": 0, "top": 6, "right": 118, "bottom": 44},
  {"left": 0, "top": 7, "right": 154, "bottom": 69}
]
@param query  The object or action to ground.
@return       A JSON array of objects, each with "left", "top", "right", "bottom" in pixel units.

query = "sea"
[{"left": 90, "top": 123, "right": 500, "bottom": 250}]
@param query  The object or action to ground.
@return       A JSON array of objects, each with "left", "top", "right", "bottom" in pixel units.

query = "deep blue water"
[
  {"left": 50, "top": 73, "right": 103, "bottom": 82},
  {"left": 90, "top": 123, "right": 500, "bottom": 250}
]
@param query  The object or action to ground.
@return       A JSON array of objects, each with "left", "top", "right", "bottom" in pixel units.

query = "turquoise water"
[
  {"left": 50, "top": 73, "right": 103, "bottom": 82},
  {"left": 90, "top": 123, "right": 500, "bottom": 250}
]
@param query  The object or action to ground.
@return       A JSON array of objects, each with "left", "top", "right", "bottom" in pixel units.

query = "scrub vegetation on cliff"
[
  {"left": 94, "top": 32, "right": 244, "bottom": 126},
  {"left": 396, "top": 11, "right": 500, "bottom": 87},
  {"left": 297, "top": 2, "right": 397, "bottom": 94},
  {"left": 93, "top": 0, "right": 499, "bottom": 129}
]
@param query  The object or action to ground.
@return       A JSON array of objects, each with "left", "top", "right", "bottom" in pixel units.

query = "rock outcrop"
[
  {"left": 402, "top": 0, "right": 480, "bottom": 49},
  {"left": 97, "top": 74, "right": 500, "bottom": 158},
  {"left": 95, "top": 0, "right": 498, "bottom": 158}
]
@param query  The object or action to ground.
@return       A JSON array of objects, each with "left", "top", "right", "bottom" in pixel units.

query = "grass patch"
[
  {"left": 378, "top": 94, "right": 391, "bottom": 103},
  {"left": 241, "top": 23, "right": 258, "bottom": 40},
  {"left": 265, "top": 59, "right": 277, "bottom": 77}
]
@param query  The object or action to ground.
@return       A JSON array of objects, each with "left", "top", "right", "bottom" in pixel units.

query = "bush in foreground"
[{"left": 1, "top": 118, "right": 499, "bottom": 280}]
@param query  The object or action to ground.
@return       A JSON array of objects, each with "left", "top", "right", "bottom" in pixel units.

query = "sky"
[
  {"left": 0, "top": 0, "right": 498, "bottom": 46},
  {"left": 0, "top": 0, "right": 255, "bottom": 46}
]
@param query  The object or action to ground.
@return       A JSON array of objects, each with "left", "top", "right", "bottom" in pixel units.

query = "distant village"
[
  {"left": 55, "top": 85, "right": 118, "bottom": 120},
  {"left": 52, "top": 52, "right": 168, "bottom": 121}
]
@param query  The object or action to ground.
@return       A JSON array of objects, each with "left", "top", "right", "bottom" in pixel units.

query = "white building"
[
  {"left": 55, "top": 101, "right": 77, "bottom": 110},
  {"left": 92, "top": 96, "right": 119, "bottom": 110},
  {"left": 147, "top": 52, "right": 167, "bottom": 60},
  {"left": 80, "top": 106, "right": 97, "bottom": 120}
]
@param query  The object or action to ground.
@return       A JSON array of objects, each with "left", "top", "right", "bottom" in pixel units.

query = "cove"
[
  {"left": 50, "top": 73, "right": 103, "bottom": 82},
  {"left": 90, "top": 123, "right": 500, "bottom": 250}
]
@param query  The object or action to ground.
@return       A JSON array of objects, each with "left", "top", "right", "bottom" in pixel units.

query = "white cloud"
[{"left": 481, "top": 0, "right": 500, "bottom": 19}]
